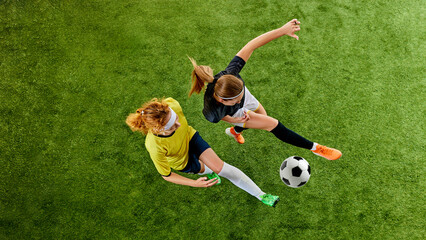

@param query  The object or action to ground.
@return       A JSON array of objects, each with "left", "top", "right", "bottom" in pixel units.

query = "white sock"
[
  {"left": 311, "top": 142, "right": 318, "bottom": 151},
  {"left": 218, "top": 162, "right": 265, "bottom": 200},
  {"left": 198, "top": 164, "right": 213, "bottom": 175}
]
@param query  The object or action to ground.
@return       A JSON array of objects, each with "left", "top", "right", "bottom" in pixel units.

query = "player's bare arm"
[
  {"left": 221, "top": 113, "right": 250, "bottom": 124},
  {"left": 236, "top": 19, "right": 301, "bottom": 62},
  {"left": 162, "top": 172, "right": 218, "bottom": 188}
]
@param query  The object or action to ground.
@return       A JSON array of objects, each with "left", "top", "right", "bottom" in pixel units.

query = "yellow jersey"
[{"left": 145, "top": 98, "right": 196, "bottom": 176}]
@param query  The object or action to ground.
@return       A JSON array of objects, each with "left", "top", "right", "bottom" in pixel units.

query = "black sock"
[
  {"left": 270, "top": 121, "right": 314, "bottom": 150},
  {"left": 234, "top": 126, "right": 248, "bottom": 133}
]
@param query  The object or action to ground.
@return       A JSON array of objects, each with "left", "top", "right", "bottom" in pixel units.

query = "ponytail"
[
  {"left": 126, "top": 98, "right": 170, "bottom": 135},
  {"left": 188, "top": 57, "right": 214, "bottom": 97}
]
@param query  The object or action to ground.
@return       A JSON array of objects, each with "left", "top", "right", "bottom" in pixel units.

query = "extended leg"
[
  {"left": 244, "top": 111, "right": 313, "bottom": 149},
  {"left": 199, "top": 149, "right": 264, "bottom": 199}
]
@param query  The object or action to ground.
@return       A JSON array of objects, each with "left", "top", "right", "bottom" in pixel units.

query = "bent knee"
[
  {"left": 209, "top": 160, "right": 224, "bottom": 174},
  {"left": 211, "top": 164, "right": 223, "bottom": 174},
  {"left": 266, "top": 118, "right": 279, "bottom": 131}
]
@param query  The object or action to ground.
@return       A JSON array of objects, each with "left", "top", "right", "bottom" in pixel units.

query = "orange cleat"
[
  {"left": 225, "top": 127, "right": 245, "bottom": 144},
  {"left": 311, "top": 144, "right": 342, "bottom": 160}
]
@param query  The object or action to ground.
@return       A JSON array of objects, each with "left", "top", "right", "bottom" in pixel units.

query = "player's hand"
[
  {"left": 232, "top": 112, "right": 250, "bottom": 123},
  {"left": 193, "top": 177, "right": 219, "bottom": 188},
  {"left": 281, "top": 19, "right": 301, "bottom": 40}
]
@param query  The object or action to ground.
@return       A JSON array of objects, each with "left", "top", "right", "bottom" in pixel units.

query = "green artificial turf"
[{"left": 1, "top": 0, "right": 424, "bottom": 239}]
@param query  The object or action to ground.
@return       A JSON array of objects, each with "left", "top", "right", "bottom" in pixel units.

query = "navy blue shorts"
[{"left": 180, "top": 132, "right": 211, "bottom": 174}]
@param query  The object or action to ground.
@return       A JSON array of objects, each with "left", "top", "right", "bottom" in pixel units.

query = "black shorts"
[{"left": 179, "top": 132, "right": 211, "bottom": 174}]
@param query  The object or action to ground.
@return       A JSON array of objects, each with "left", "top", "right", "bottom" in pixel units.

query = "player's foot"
[
  {"left": 207, "top": 172, "right": 221, "bottom": 185},
  {"left": 311, "top": 144, "right": 342, "bottom": 160},
  {"left": 260, "top": 194, "right": 280, "bottom": 207},
  {"left": 225, "top": 127, "right": 245, "bottom": 144}
]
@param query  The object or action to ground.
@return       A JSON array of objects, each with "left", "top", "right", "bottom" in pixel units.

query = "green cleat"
[
  {"left": 260, "top": 194, "right": 280, "bottom": 207},
  {"left": 207, "top": 172, "right": 221, "bottom": 185}
]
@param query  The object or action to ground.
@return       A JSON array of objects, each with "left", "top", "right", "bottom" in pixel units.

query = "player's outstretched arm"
[
  {"left": 162, "top": 172, "right": 219, "bottom": 187},
  {"left": 236, "top": 19, "right": 301, "bottom": 62}
]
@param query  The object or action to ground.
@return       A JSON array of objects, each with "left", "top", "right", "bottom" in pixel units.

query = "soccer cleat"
[
  {"left": 260, "top": 194, "right": 280, "bottom": 207},
  {"left": 225, "top": 127, "right": 245, "bottom": 144},
  {"left": 207, "top": 172, "right": 221, "bottom": 185},
  {"left": 311, "top": 144, "right": 342, "bottom": 160}
]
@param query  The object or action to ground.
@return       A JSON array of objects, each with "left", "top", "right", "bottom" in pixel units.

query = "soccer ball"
[{"left": 280, "top": 156, "right": 311, "bottom": 188}]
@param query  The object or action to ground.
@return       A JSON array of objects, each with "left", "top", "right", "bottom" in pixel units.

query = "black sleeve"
[
  {"left": 225, "top": 55, "right": 246, "bottom": 74},
  {"left": 203, "top": 108, "right": 221, "bottom": 123},
  {"left": 203, "top": 84, "right": 223, "bottom": 123}
]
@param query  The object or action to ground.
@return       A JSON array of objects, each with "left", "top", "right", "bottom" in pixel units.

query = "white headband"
[
  {"left": 217, "top": 87, "right": 244, "bottom": 100},
  {"left": 163, "top": 108, "right": 177, "bottom": 131}
]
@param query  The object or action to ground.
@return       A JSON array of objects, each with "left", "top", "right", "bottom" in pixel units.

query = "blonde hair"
[
  {"left": 188, "top": 57, "right": 243, "bottom": 100},
  {"left": 126, "top": 98, "right": 170, "bottom": 135},
  {"left": 188, "top": 57, "right": 214, "bottom": 96}
]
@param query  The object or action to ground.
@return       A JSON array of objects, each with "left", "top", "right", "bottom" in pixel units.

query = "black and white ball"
[{"left": 280, "top": 156, "right": 311, "bottom": 188}]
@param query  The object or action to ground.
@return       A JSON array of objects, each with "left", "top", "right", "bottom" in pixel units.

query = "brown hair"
[
  {"left": 126, "top": 98, "right": 170, "bottom": 135},
  {"left": 215, "top": 75, "right": 244, "bottom": 99},
  {"left": 188, "top": 57, "right": 214, "bottom": 96}
]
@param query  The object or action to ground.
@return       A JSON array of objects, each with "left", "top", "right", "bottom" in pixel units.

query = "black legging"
[{"left": 235, "top": 122, "right": 314, "bottom": 150}]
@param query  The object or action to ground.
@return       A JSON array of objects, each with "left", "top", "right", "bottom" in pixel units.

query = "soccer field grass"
[{"left": 1, "top": 0, "right": 424, "bottom": 239}]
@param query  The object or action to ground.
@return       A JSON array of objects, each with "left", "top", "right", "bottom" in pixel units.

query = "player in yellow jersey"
[{"left": 126, "top": 97, "right": 279, "bottom": 207}]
